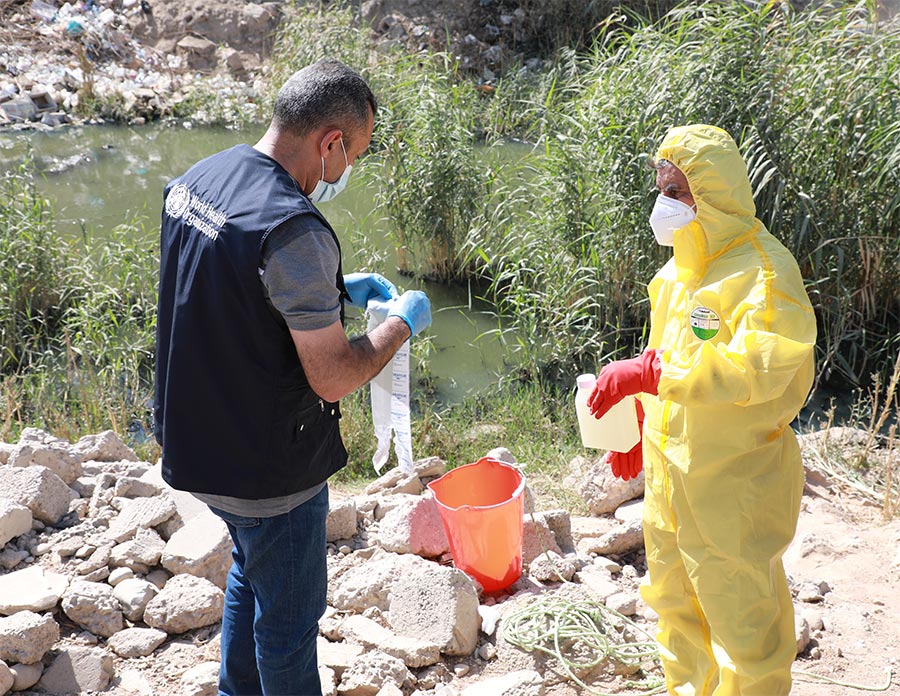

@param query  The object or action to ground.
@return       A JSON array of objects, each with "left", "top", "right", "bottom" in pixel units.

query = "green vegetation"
[
  {"left": 2, "top": 1, "right": 898, "bottom": 508},
  {"left": 0, "top": 162, "right": 158, "bottom": 456}
]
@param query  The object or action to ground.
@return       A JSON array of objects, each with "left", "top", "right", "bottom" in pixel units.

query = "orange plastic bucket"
[{"left": 427, "top": 457, "right": 525, "bottom": 592}]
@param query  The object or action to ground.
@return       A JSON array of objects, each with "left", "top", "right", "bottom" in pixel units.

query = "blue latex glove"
[
  {"left": 388, "top": 290, "right": 431, "bottom": 337},
  {"left": 343, "top": 273, "right": 399, "bottom": 308}
]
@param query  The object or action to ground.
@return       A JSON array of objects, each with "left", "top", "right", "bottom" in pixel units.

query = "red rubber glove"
[
  {"left": 605, "top": 401, "right": 644, "bottom": 480},
  {"left": 587, "top": 348, "right": 662, "bottom": 420}
]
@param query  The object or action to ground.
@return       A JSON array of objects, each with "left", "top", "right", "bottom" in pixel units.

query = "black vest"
[{"left": 154, "top": 144, "right": 348, "bottom": 498}]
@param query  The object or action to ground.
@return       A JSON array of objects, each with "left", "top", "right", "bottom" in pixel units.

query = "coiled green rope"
[{"left": 500, "top": 590, "right": 666, "bottom": 696}]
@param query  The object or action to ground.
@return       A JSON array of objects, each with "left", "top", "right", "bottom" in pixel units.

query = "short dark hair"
[{"left": 272, "top": 59, "right": 377, "bottom": 144}]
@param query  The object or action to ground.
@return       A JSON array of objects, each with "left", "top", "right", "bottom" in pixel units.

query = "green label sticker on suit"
[{"left": 690, "top": 307, "right": 720, "bottom": 340}]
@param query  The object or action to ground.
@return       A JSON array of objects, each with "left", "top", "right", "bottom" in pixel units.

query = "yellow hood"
[{"left": 655, "top": 124, "right": 758, "bottom": 276}]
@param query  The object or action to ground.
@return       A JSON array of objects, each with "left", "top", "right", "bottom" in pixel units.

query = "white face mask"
[
  {"left": 649, "top": 193, "right": 697, "bottom": 246},
  {"left": 309, "top": 138, "right": 352, "bottom": 204}
]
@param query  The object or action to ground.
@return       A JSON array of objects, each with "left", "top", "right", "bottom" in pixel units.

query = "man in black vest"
[{"left": 155, "top": 59, "right": 431, "bottom": 696}]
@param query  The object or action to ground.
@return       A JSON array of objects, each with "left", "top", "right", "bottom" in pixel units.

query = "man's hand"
[
  {"left": 343, "top": 272, "right": 398, "bottom": 308},
  {"left": 604, "top": 401, "right": 644, "bottom": 480},
  {"left": 388, "top": 290, "right": 431, "bottom": 337},
  {"left": 587, "top": 349, "right": 662, "bottom": 420}
]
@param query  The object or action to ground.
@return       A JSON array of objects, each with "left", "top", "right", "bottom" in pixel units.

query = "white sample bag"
[{"left": 366, "top": 298, "right": 414, "bottom": 474}]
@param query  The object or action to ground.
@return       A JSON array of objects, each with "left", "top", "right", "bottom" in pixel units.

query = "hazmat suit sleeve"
[{"left": 657, "top": 270, "right": 816, "bottom": 408}]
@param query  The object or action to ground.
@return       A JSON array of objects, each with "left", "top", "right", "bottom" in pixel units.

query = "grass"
[{"left": 3, "top": 0, "right": 899, "bottom": 514}]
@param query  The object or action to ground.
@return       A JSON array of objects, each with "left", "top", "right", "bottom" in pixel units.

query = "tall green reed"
[
  {"left": 466, "top": 1, "right": 900, "bottom": 386},
  {"left": 0, "top": 162, "right": 158, "bottom": 453}
]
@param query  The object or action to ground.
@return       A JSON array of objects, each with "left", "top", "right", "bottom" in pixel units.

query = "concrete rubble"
[{"left": 0, "top": 425, "right": 844, "bottom": 695}]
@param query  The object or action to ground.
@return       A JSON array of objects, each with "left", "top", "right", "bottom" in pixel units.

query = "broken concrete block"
[
  {"left": 0, "top": 499, "right": 32, "bottom": 547},
  {"left": 72, "top": 430, "right": 139, "bottom": 462},
  {"left": 38, "top": 646, "right": 114, "bottom": 694},
  {"left": 61, "top": 580, "right": 124, "bottom": 637},
  {"left": 106, "top": 627, "right": 167, "bottom": 658},
  {"left": 0, "top": 566, "right": 69, "bottom": 615},
  {"left": 339, "top": 615, "right": 441, "bottom": 668},
  {"left": 327, "top": 497, "right": 358, "bottom": 542},
  {"left": 160, "top": 511, "right": 231, "bottom": 588},
  {"left": 389, "top": 565, "right": 479, "bottom": 656},
  {"left": 0, "top": 465, "right": 75, "bottom": 524},
  {"left": 0, "top": 611, "right": 59, "bottom": 664},
  {"left": 143, "top": 574, "right": 224, "bottom": 634},
  {"left": 337, "top": 649, "right": 410, "bottom": 696},
  {"left": 376, "top": 495, "right": 448, "bottom": 558}
]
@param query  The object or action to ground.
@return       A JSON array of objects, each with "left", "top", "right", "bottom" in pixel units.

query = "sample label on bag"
[{"left": 690, "top": 306, "right": 720, "bottom": 341}]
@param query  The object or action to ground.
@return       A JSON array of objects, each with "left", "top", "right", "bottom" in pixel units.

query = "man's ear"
[{"left": 319, "top": 128, "right": 343, "bottom": 157}]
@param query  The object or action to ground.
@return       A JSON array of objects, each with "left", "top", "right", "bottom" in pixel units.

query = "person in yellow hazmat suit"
[{"left": 587, "top": 124, "right": 816, "bottom": 696}]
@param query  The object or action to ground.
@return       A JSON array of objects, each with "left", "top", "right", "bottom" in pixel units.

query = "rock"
[
  {"left": 414, "top": 456, "right": 447, "bottom": 479},
  {"left": 103, "top": 495, "right": 177, "bottom": 543},
  {"left": 161, "top": 511, "right": 231, "bottom": 588},
  {"left": 484, "top": 447, "right": 516, "bottom": 464},
  {"left": 0, "top": 566, "right": 69, "bottom": 614},
  {"left": 143, "top": 574, "right": 225, "bottom": 633},
  {"left": 76, "top": 545, "right": 111, "bottom": 575},
  {"left": 566, "top": 455, "right": 644, "bottom": 515},
  {"left": 320, "top": 664, "right": 337, "bottom": 696},
  {"left": 336, "top": 649, "right": 410, "bottom": 696},
  {"left": 0, "top": 549, "right": 29, "bottom": 572},
  {"left": 574, "top": 565, "right": 619, "bottom": 602},
  {"left": 614, "top": 498, "right": 644, "bottom": 523},
  {"left": 0, "top": 611, "right": 59, "bottom": 664},
  {"left": 0, "top": 96, "right": 37, "bottom": 122},
  {"left": 576, "top": 518, "right": 644, "bottom": 556},
  {"left": 331, "top": 551, "right": 432, "bottom": 613},
  {"left": 530, "top": 509, "right": 574, "bottom": 554},
  {"left": 339, "top": 615, "right": 441, "bottom": 668},
  {"left": 10, "top": 661, "right": 43, "bottom": 691},
  {"left": 606, "top": 591, "right": 638, "bottom": 616},
  {"left": 72, "top": 430, "right": 138, "bottom": 463},
  {"left": 0, "top": 499, "right": 32, "bottom": 547},
  {"left": 460, "top": 669, "right": 544, "bottom": 695},
  {"left": 0, "top": 660, "right": 12, "bottom": 694},
  {"left": 7, "top": 441, "right": 82, "bottom": 484},
  {"left": 389, "top": 565, "right": 480, "bottom": 656},
  {"left": 114, "top": 578, "right": 159, "bottom": 622},
  {"left": 111, "top": 526, "right": 166, "bottom": 569},
  {"left": 528, "top": 550, "right": 578, "bottom": 583},
  {"left": 795, "top": 614, "right": 811, "bottom": 654},
  {"left": 38, "top": 646, "right": 114, "bottom": 694},
  {"left": 61, "top": 580, "right": 124, "bottom": 637},
  {"left": 177, "top": 35, "right": 218, "bottom": 71},
  {"left": 115, "top": 476, "right": 164, "bottom": 498},
  {"left": 107, "top": 627, "right": 168, "bottom": 658},
  {"left": 522, "top": 516, "right": 561, "bottom": 565},
  {"left": 181, "top": 661, "right": 219, "bottom": 696},
  {"left": 376, "top": 495, "right": 449, "bottom": 557},
  {"left": 0, "top": 465, "right": 75, "bottom": 524},
  {"left": 327, "top": 497, "right": 358, "bottom": 542},
  {"left": 108, "top": 567, "right": 135, "bottom": 586},
  {"left": 317, "top": 638, "right": 365, "bottom": 679},
  {"left": 0, "top": 443, "right": 13, "bottom": 464}
]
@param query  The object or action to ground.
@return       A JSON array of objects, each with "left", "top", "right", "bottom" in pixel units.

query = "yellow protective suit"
[{"left": 640, "top": 125, "right": 816, "bottom": 696}]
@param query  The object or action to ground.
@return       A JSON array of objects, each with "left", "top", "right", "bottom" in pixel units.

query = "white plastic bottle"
[{"left": 575, "top": 373, "right": 641, "bottom": 452}]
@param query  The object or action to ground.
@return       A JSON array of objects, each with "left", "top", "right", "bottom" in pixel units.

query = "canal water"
[{"left": 0, "top": 123, "right": 513, "bottom": 404}]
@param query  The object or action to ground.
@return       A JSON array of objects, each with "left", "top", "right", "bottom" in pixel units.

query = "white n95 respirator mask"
[{"left": 649, "top": 194, "right": 696, "bottom": 246}]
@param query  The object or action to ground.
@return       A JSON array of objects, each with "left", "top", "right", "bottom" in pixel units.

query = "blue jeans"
[{"left": 209, "top": 485, "right": 328, "bottom": 696}]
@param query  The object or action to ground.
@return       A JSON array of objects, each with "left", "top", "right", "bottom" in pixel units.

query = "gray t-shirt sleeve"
[{"left": 261, "top": 215, "right": 342, "bottom": 331}]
